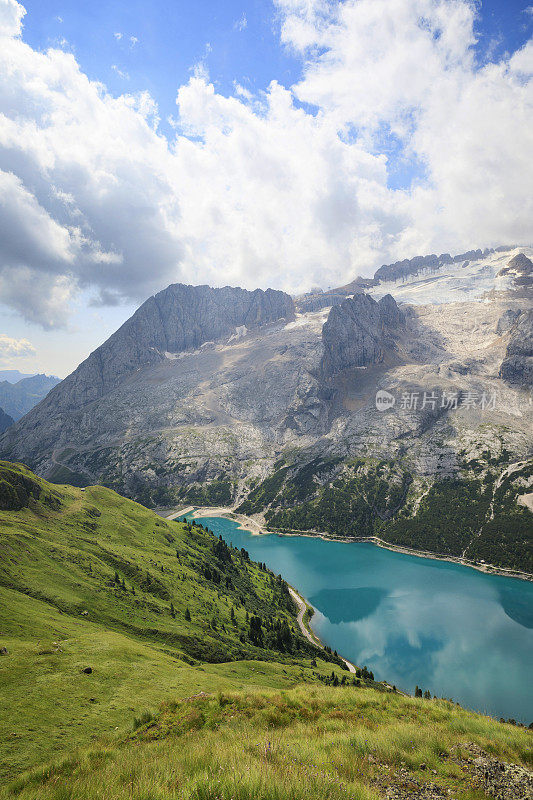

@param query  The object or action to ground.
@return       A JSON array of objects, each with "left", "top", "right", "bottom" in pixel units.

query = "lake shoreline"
[{"left": 170, "top": 505, "right": 533, "bottom": 583}]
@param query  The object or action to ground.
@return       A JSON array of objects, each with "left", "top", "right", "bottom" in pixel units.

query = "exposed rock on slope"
[
  {"left": 321, "top": 293, "right": 404, "bottom": 378},
  {"left": 372, "top": 247, "right": 507, "bottom": 284},
  {"left": 0, "top": 407, "right": 13, "bottom": 434},
  {"left": 38, "top": 283, "right": 295, "bottom": 412},
  {"left": 0, "top": 247, "right": 531, "bottom": 571},
  {"left": 0, "top": 283, "right": 297, "bottom": 475},
  {"left": 497, "top": 253, "right": 533, "bottom": 288},
  {"left": 500, "top": 309, "right": 533, "bottom": 387},
  {"left": 496, "top": 309, "right": 521, "bottom": 335}
]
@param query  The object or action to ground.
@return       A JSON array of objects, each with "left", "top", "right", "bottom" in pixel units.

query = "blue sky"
[
  {"left": 20, "top": 0, "right": 533, "bottom": 150},
  {"left": 0, "top": 0, "right": 532, "bottom": 376},
  {"left": 21, "top": 0, "right": 302, "bottom": 136}
]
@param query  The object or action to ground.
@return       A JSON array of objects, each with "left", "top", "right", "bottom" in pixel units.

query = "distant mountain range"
[
  {"left": 0, "top": 370, "right": 36, "bottom": 383},
  {"left": 0, "top": 373, "right": 61, "bottom": 421},
  {"left": 1, "top": 245, "right": 531, "bottom": 573}
]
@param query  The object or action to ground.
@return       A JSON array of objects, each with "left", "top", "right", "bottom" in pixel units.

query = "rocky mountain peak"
[
  {"left": 321, "top": 292, "right": 404, "bottom": 378},
  {"left": 28, "top": 283, "right": 295, "bottom": 413}
]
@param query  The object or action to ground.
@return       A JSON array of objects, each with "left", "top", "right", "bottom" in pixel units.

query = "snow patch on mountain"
[{"left": 370, "top": 247, "right": 533, "bottom": 306}]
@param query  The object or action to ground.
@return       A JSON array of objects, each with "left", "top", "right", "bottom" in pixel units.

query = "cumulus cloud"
[
  {"left": 0, "top": 333, "right": 36, "bottom": 358},
  {"left": 276, "top": 0, "right": 533, "bottom": 253},
  {"left": 0, "top": 0, "right": 24, "bottom": 36},
  {"left": 0, "top": 0, "right": 531, "bottom": 328}
]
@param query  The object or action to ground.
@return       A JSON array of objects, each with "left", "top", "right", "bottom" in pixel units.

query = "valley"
[
  {"left": 183, "top": 513, "right": 533, "bottom": 724},
  {"left": 1, "top": 247, "right": 531, "bottom": 576},
  {"left": 0, "top": 462, "right": 532, "bottom": 800},
  {"left": 0, "top": 246, "right": 531, "bottom": 798}
]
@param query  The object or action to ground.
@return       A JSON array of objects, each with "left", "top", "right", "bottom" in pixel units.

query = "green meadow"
[{"left": 0, "top": 461, "right": 531, "bottom": 799}]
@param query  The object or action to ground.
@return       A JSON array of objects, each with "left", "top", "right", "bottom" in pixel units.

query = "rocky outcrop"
[
  {"left": 373, "top": 248, "right": 496, "bottom": 284},
  {"left": 0, "top": 407, "right": 13, "bottom": 434},
  {"left": 500, "top": 310, "right": 533, "bottom": 387},
  {"left": 0, "top": 283, "right": 295, "bottom": 467},
  {"left": 497, "top": 253, "right": 533, "bottom": 288},
  {"left": 321, "top": 293, "right": 404, "bottom": 378},
  {"left": 496, "top": 309, "right": 521, "bottom": 335},
  {"left": 14, "top": 284, "right": 294, "bottom": 416}
]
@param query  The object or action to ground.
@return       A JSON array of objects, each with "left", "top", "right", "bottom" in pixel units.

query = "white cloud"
[
  {"left": 0, "top": 333, "right": 36, "bottom": 358},
  {"left": 0, "top": 0, "right": 24, "bottom": 36},
  {"left": 112, "top": 64, "right": 130, "bottom": 80},
  {"left": 234, "top": 14, "right": 247, "bottom": 31},
  {"left": 0, "top": 0, "right": 531, "bottom": 329},
  {"left": 114, "top": 31, "right": 122, "bottom": 40},
  {"left": 129, "top": 35, "right": 138, "bottom": 47}
]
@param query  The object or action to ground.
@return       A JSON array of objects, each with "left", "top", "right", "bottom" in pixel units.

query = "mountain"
[
  {"left": 0, "top": 373, "right": 61, "bottom": 421},
  {"left": 0, "top": 408, "right": 13, "bottom": 434},
  {"left": 1, "top": 247, "right": 531, "bottom": 572},
  {"left": 0, "top": 370, "right": 34, "bottom": 384},
  {"left": 1, "top": 462, "right": 531, "bottom": 798}
]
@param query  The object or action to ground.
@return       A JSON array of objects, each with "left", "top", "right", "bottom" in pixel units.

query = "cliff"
[{"left": 321, "top": 293, "right": 404, "bottom": 378}]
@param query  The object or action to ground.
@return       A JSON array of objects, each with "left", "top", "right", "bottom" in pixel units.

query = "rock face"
[
  {"left": 496, "top": 309, "right": 521, "bottom": 335},
  {"left": 0, "top": 247, "right": 531, "bottom": 530},
  {"left": 500, "top": 310, "right": 533, "bottom": 387},
  {"left": 497, "top": 252, "right": 533, "bottom": 289},
  {"left": 26, "top": 284, "right": 295, "bottom": 414},
  {"left": 321, "top": 293, "right": 404, "bottom": 378},
  {"left": 373, "top": 248, "right": 491, "bottom": 283},
  {"left": 0, "top": 283, "right": 296, "bottom": 470},
  {"left": 0, "top": 407, "right": 14, "bottom": 434}
]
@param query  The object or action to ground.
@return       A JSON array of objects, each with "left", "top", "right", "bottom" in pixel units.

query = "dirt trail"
[{"left": 288, "top": 587, "right": 357, "bottom": 674}]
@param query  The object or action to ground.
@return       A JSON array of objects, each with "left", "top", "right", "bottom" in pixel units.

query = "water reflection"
[
  {"left": 309, "top": 587, "right": 389, "bottom": 623},
  {"left": 498, "top": 585, "right": 533, "bottom": 629},
  {"left": 194, "top": 516, "right": 533, "bottom": 724}
]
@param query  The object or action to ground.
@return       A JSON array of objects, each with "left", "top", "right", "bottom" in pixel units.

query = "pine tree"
[
  {"left": 170, "top": 601, "right": 175, "bottom": 617},
  {"left": 185, "top": 607, "right": 191, "bottom": 621}
]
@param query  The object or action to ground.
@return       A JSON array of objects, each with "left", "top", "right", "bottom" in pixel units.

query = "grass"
[
  {"left": 0, "top": 461, "right": 342, "bottom": 780},
  {"left": 2, "top": 686, "right": 531, "bottom": 800},
  {"left": 1, "top": 461, "right": 531, "bottom": 799}
]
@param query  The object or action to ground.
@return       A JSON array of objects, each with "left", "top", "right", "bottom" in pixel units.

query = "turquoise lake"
[{"left": 191, "top": 515, "right": 533, "bottom": 724}]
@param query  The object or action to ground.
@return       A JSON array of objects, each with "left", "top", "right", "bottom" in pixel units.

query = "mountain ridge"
[{"left": 1, "top": 246, "right": 531, "bottom": 572}]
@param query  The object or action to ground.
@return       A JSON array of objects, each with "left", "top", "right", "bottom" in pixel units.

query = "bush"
[{"left": 133, "top": 710, "right": 154, "bottom": 730}]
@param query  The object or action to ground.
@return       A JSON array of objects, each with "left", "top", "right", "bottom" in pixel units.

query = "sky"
[{"left": 0, "top": 0, "right": 532, "bottom": 376}]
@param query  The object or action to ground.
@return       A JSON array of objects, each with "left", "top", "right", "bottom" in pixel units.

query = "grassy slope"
[
  {"left": 1, "top": 462, "right": 531, "bottom": 800},
  {"left": 4, "top": 686, "right": 532, "bottom": 800},
  {"left": 0, "top": 462, "right": 340, "bottom": 780}
]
